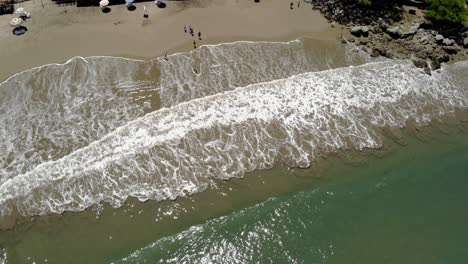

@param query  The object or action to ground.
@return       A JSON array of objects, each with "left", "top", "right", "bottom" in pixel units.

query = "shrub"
[
  {"left": 357, "top": 0, "right": 372, "bottom": 5},
  {"left": 426, "top": 0, "right": 468, "bottom": 24}
]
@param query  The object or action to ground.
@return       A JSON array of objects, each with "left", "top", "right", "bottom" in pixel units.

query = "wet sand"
[{"left": 0, "top": 0, "right": 342, "bottom": 81}]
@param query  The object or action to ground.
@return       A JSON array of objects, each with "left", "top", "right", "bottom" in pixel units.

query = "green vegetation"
[
  {"left": 426, "top": 0, "right": 468, "bottom": 24},
  {"left": 357, "top": 0, "right": 372, "bottom": 5}
]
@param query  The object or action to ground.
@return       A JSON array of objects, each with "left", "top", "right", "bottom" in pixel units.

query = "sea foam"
[
  {"left": 0, "top": 60, "right": 466, "bottom": 217},
  {"left": 0, "top": 56, "right": 158, "bottom": 183}
]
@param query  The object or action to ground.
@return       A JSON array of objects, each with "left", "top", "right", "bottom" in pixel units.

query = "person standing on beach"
[
  {"left": 297, "top": 1, "right": 300, "bottom": 8},
  {"left": 184, "top": 25, "right": 187, "bottom": 33},
  {"left": 198, "top": 32, "right": 202, "bottom": 40},
  {"left": 193, "top": 40, "right": 197, "bottom": 49},
  {"left": 189, "top": 26, "right": 194, "bottom": 37},
  {"left": 143, "top": 5, "right": 149, "bottom": 18},
  {"left": 164, "top": 52, "right": 168, "bottom": 61},
  {"left": 290, "top": 2, "right": 293, "bottom": 9}
]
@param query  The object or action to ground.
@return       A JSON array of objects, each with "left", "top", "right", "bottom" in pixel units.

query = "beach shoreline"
[
  {"left": 1, "top": 1, "right": 468, "bottom": 263},
  {"left": 0, "top": 0, "right": 343, "bottom": 81}
]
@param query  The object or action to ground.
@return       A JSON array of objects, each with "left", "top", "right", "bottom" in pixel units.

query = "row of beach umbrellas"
[
  {"left": 9, "top": 7, "right": 29, "bottom": 27},
  {"left": 99, "top": 0, "right": 134, "bottom": 8}
]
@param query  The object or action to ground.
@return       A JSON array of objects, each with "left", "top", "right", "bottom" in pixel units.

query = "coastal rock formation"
[
  {"left": 435, "top": 34, "right": 444, "bottom": 44},
  {"left": 306, "top": 0, "right": 468, "bottom": 73},
  {"left": 386, "top": 26, "right": 404, "bottom": 39},
  {"left": 351, "top": 26, "right": 369, "bottom": 37},
  {"left": 442, "top": 38, "right": 455, "bottom": 46}
]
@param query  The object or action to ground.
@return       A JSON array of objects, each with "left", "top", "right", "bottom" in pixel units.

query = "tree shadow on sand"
[
  {"left": 101, "top": 7, "right": 111, "bottom": 13},
  {"left": 127, "top": 5, "right": 136, "bottom": 11}
]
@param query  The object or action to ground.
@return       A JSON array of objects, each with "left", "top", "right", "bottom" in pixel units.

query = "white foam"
[
  {"left": 0, "top": 39, "right": 345, "bottom": 184},
  {"left": 0, "top": 60, "right": 466, "bottom": 217},
  {"left": 158, "top": 39, "right": 351, "bottom": 107},
  {"left": 0, "top": 56, "right": 158, "bottom": 183}
]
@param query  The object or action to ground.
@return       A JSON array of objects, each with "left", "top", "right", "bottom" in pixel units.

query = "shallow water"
[
  {"left": 115, "top": 127, "right": 468, "bottom": 264},
  {"left": 0, "top": 42, "right": 466, "bottom": 219},
  {"left": 0, "top": 37, "right": 467, "bottom": 263},
  {"left": 2, "top": 121, "right": 468, "bottom": 264}
]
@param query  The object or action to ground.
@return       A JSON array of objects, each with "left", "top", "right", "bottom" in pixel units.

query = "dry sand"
[{"left": 0, "top": 0, "right": 342, "bottom": 81}]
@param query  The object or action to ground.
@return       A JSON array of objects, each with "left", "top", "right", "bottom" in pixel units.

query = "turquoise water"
[{"left": 116, "top": 129, "right": 468, "bottom": 264}]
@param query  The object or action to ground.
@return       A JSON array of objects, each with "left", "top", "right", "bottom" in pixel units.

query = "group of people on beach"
[
  {"left": 184, "top": 25, "right": 202, "bottom": 49},
  {"left": 290, "top": 1, "right": 300, "bottom": 9}
]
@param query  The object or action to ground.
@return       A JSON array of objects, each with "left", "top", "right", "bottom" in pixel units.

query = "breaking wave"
[
  {"left": 0, "top": 58, "right": 466, "bottom": 217},
  {"left": 0, "top": 56, "right": 159, "bottom": 182}
]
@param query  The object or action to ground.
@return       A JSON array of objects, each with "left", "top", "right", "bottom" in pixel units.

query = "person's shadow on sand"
[
  {"left": 127, "top": 5, "right": 136, "bottom": 11},
  {"left": 102, "top": 7, "right": 111, "bottom": 13}
]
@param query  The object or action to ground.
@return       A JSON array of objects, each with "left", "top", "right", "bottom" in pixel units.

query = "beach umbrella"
[
  {"left": 126, "top": 0, "right": 134, "bottom": 5},
  {"left": 9, "top": 17, "right": 23, "bottom": 27},
  {"left": 99, "top": 0, "right": 109, "bottom": 7}
]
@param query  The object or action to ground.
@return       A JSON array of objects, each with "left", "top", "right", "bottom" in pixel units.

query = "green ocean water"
[
  {"left": 114, "top": 127, "right": 468, "bottom": 264},
  {"left": 1, "top": 125, "right": 468, "bottom": 264}
]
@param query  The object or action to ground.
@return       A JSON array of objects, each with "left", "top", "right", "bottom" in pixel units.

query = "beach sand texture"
[{"left": 0, "top": 0, "right": 341, "bottom": 81}]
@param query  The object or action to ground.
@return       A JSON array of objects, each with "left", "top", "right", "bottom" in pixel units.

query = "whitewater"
[{"left": 0, "top": 39, "right": 466, "bottom": 218}]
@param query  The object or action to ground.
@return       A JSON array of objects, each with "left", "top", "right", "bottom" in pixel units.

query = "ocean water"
[
  {"left": 0, "top": 37, "right": 467, "bottom": 263},
  {"left": 115, "top": 128, "right": 468, "bottom": 264}
]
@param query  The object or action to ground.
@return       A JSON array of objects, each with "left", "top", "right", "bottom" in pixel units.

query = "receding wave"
[
  {"left": 0, "top": 39, "right": 356, "bottom": 187},
  {"left": 0, "top": 59, "right": 466, "bottom": 218},
  {"left": 159, "top": 39, "right": 369, "bottom": 107},
  {"left": 0, "top": 56, "right": 159, "bottom": 183}
]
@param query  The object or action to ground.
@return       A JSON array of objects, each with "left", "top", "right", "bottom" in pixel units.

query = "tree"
[{"left": 426, "top": 0, "right": 468, "bottom": 24}]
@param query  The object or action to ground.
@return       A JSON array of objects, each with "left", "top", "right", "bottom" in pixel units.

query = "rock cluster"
[{"left": 306, "top": 0, "right": 468, "bottom": 73}]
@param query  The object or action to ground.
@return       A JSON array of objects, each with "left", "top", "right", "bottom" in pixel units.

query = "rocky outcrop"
[
  {"left": 435, "top": 34, "right": 444, "bottom": 44},
  {"left": 386, "top": 26, "right": 404, "bottom": 39},
  {"left": 384, "top": 23, "right": 421, "bottom": 39},
  {"left": 306, "top": 0, "right": 468, "bottom": 74},
  {"left": 443, "top": 45, "right": 461, "bottom": 54},
  {"left": 351, "top": 26, "right": 369, "bottom": 37},
  {"left": 442, "top": 38, "right": 455, "bottom": 46},
  {"left": 306, "top": 0, "right": 402, "bottom": 25}
]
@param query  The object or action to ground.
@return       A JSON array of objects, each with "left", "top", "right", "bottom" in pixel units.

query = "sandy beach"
[{"left": 0, "top": 0, "right": 342, "bottom": 81}]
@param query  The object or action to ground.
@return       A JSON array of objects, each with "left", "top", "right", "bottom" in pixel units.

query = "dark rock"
[
  {"left": 430, "top": 59, "right": 441, "bottom": 70},
  {"left": 408, "top": 9, "right": 416, "bottom": 15},
  {"left": 436, "top": 54, "right": 450, "bottom": 63},
  {"left": 370, "top": 48, "right": 380, "bottom": 57},
  {"left": 442, "top": 38, "right": 455, "bottom": 46},
  {"left": 423, "top": 66, "right": 431, "bottom": 75},
  {"left": 350, "top": 26, "right": 369, "bottom": 37},
  {"left": 371, "top": 47, "right": 387, "bottom": 57},
  {"left": 443, "top": 45, "right": 461, "bottom": 54},
  {"left": 435, "top": 34, "right": 444, "bottom": 44},
  {"left": 351, "top": 26, "right": 362, "bottom": 37},
  {"left": 385, "top": 51, "right": 394, "bottom": 59},
  {"left": 386, "top": 26, "right": 403, "bottom": 39},
  {"left": 412, "top": 58, "right": 427, "bottom": 68}
]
